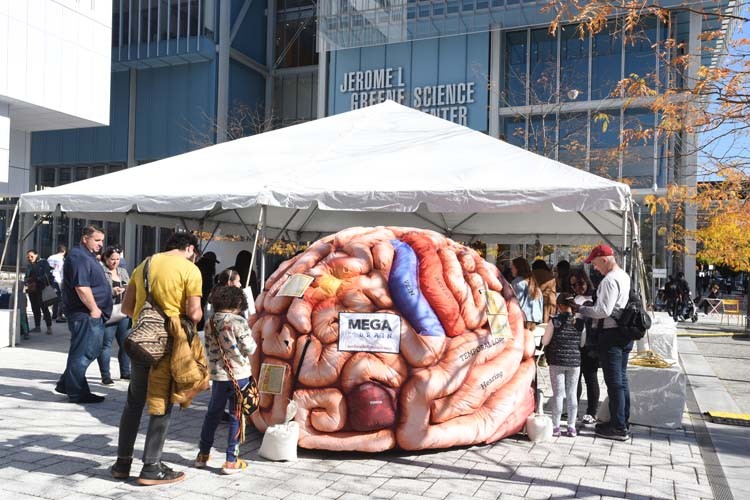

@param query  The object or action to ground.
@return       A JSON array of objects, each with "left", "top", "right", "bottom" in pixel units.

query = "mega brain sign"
[{"left": 250, "top": 227, "right": 536, "bottom": 452}]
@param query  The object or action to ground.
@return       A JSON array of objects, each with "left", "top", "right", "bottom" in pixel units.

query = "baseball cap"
[
  {"left": 557, "top": 292, "right": 577, "bottom": 307},
  {"left": 584, "top": 244, "right": 614, "bottom": 264},
  {"left": 202, "top": 251, "right": 220, "bottom": 264}
]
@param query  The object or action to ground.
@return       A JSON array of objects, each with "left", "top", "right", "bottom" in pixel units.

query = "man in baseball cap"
[
  {"left": 576, "top": 243, "right": 633, "bottom": 441},
  {"left": 584, "top": 244, "right": 614, "bottom": 264}
]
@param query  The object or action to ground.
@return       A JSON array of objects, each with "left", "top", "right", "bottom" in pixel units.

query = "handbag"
[
  {"left": 124, "top": 257, "right": 171, "bottom": 365},
  {"left": 41, "top": 284, "right": 59, "bottom": 307},
  {"left": 106, "top": 303, "right": 127, "bottom": 325},
  {"left": 212, "top": 317, "right": 259, "bottom": 443}
]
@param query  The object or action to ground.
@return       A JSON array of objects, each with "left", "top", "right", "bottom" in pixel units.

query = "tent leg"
[
  {"left": 577, "top": 212, "right": 619, "bottom": 253},
  {"left": 260, "top": 207, "right": 267, "bottom": 291},
  {"left": 247, "top": 207, "right": 264, "bottom": 289},
  {"left": 10, "top": 211, "right": 25, "bottom": 348},
  {"left": 622, "top": 204, "right": 629, "bottom": 271}
]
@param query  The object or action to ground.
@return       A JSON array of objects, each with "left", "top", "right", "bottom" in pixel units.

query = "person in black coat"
[{"left": 24, "top": 249, "right": 54, "bottom": 334}]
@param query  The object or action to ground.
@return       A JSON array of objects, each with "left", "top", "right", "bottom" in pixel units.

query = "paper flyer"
[
  {"left": 276, "top": 274, "right": 314, "bottom": 297},
  {"left": 258, "top": 363, "right": 287, "bottom": 395},
  {"left": 482, "top": 289, "right": 513, "bottom": 339}
]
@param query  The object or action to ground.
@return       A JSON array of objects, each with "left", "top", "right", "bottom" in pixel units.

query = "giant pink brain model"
[{"left": 250, "top": 226, "right": 536, "bottom": 452}]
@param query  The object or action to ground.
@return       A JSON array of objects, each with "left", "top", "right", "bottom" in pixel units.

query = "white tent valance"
[{"left": 19, "top": 101, "right": 631, "bottom": 245}]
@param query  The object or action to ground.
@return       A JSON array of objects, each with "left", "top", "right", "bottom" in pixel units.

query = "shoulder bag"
[{"left": 124, "top": 257, "right": 171, "bottom": 365}]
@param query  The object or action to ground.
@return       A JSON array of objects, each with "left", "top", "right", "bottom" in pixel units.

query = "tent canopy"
[{"left": 19, "top": 100, "right": 631, "bottom": 245}]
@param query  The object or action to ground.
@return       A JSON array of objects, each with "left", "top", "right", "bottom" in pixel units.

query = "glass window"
[
  {"left": 504, "top": 30, "right": 527, "bottom": 107},
  {"left": 528, "top": 28, "right": 557, "bottom": 104},
  {"left": 589, "top": 109, "right": 621, "bottom": 180},
  {"left": 159, "top": 228, "right": 173, "bottom": 252},
  {"left": 501, "top": 116, "right": 526, "bottom": 148},
  {"left": 59, "top": 167, "right": 72, "bottom": 185},
  {"left": 560, "top": 28, "right": 588, "bottom": 102},
  {"left": 622, "top": 108, "right": 655, "bottom": 188},
  {"left": 107, "top": 222, "right": 121, "bottom": 248},
  {"left": 528, "top": 114, "right": 557, "bottom": 159},
  {"left": 37, "top": 216, "right": 54, "bottom": 258},
  {"left": 591, "top": 22, "right": 622, "bottom": 100},
  {"left": 558, "top": 113, "right": 588, "bottom": 169},
  {"left": 75, "top": 167, "right": 89, "bottom": 182},
  {"left": 39, "top": 167, "right": 56, "bottom": 190},
  {"left": 56, "top": 215, "right": 70, "bottom": 251},
  {"left": 140, "top": 226, "right": 157, "bottom": 260},
  {"left": 72, "top": 218, "right": 87, "bottom": 244},
  {"left": 624, "top": 17, "right": 658, "bottom": 90},
  {"left": 92, "top": 166, "right": 106, "bottom": 178}
]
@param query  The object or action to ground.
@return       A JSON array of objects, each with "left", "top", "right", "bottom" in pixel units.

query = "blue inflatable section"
[{"left": 388, "top": 240, "right": 446, "bottom": 337}]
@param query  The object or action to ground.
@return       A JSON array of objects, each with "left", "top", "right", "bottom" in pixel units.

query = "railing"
[{"left": 112, "top": 0, "right": 214, "bottom": 63}]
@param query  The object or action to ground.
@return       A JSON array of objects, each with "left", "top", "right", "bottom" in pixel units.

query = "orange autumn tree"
[{"left": 542, "top": 0, "right": 750, "bottom": 313}]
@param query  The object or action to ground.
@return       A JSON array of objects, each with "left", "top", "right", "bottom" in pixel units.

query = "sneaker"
[
  {"left": 75, "top": 393, "right": 105, "bottom": 404},
  {"left": 567, "top": 426, "right": 577, "bottom": 437},
  {"left": 552, "top": 426, "right": 561, "bottom": 437},
  {"left": 137, "top": 462, "right": 186, "bottom": 486},
  {"left": 194, "top": 452, "right": 210, "bottom": 468},
  {"left": 30, "top": 326, "right": 41, "bottom": 333},
  {"left": 110, "top": 458, "right": 132, "bottom": 479},
  {"left": 46, "top": 324, "right": 53, "bottom": 335},
  {"left": 581, "top": 414, "right": 596, "bottom": 425},
  {"left": 54, "top": 383, "right": 67, "bottom": 395},
  {"left": 221, "top": 459, "right": 248, "bottom": 475},
  {"left": 22, "top": 333, "right": 30, "bottom": 340},
  {"left": 121, "top": 373, "right": 131, "bottom": 380},
  {"left": 101, "top": 377, "right": 115, "bottom": 386},
  {"left": 595, "top": 424, "right": 630, "bottom": 441}
]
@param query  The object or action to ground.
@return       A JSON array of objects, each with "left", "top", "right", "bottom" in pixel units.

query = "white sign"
[
  {"left": 653, "top": 268, "right": 667, "bottom": 279},
  {"left": 338, "top": 312, "right": 401, "bottom": 354},
  {"left": 338, "top": 66, "right": 476, "bottom": 126}
]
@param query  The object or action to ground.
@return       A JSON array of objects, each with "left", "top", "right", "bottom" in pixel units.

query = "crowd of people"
[{"left": 509, "top": 244, "right": 634, "bottom": 442}]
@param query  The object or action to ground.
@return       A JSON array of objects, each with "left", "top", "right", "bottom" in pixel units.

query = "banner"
[{"left": 338, "top": 312, "right": 401, "bottom": 353}]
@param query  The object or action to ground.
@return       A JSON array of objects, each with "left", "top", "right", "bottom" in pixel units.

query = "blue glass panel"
[
  {"left": 446, "top": 0, "right": 459, "bottom": 14},
  {"left": 501, "top": 116, "right": 526, "bottom": 148},
  {"left": 529, "top": 28, "right": 557, "bottom": 104},
  {"left": 622, "top": 108, "right": 655, "bottom": 188},
  {"left": 591, "top": 22, "right": 622, "bottom": 100},
  {"left": 558, "top": 113, "right": 588, "bottom": 169},
  {"left": 590, "top": 109, "right": 620, "bottom": 180},
  {"left": 503, "top": 30, "right": 527, "bottom": 106},
  {"left": 418, "top": 2, "right": 430, "bottom": 17},
  {"left": 528, "top": 114, "right": 557, "bottom": 158},
  {"left": 560, "top": 27, "right": 588, "bottom": 102},
  {"left": 624, "top": 17, "right": 658, "bottom": 89}
]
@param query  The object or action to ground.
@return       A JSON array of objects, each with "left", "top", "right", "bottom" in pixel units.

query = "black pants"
[
  {"left": 116, "top": 361, "right": 173, "bottom": 464},
  {"left": 27, "top": 290, "right": 52, "bottom": 328},
  {"left": 577, "top": 345, "right": 600, "bottom": 416}
]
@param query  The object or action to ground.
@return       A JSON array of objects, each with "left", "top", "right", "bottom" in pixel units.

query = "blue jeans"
[
  {"left": 199, "top": 378, "right": 248, "bottom": 463},
  {"left": 598, "top": 328, "right": 633, "bottom": 431},
  {"left": 98, "top": 317, "right": 131, "bottom": 379},
  {"left": 57, "top": 316, "right": 105, "bottom": 402}
]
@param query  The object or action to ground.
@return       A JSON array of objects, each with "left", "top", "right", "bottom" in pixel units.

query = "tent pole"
[
  {"left": 0, "top": 202, "right": 19, "bottom": 271},
  {"left": 10, "top": 211, "right": 26, "bottom": 348},
  {"left": 234, "top": 208, "right": 264, "bottom": 289},
  {"left": 577, "top": 212, "right": 618, "bottom": 252},
  {"left": 200, "top": 221, "right": 222, "bottom": 254},
  {"left": 622, "top": 205, "right": 629, "bottom": 271},
  {"left": 267, "top": 209, "right": 300, "bottom": 251},
  {"left": 296, "top": 205, "right": 319, "bottom": 235},
  {"left": 411, "top": 213, "right": 448, "bottom": 232},
  {"left": 450, "top": 213, "right": 478, "bottom": 234},
  {"left": 260, "top": 206, "right": 267, "bottom": 291}
]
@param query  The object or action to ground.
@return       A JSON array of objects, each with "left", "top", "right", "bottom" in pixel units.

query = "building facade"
[
  {"left": 1, "top": 0, "right": 112, "bottom": 266},
  {"left": 25, "top": 0, "right": 735, "bottom": 293}
]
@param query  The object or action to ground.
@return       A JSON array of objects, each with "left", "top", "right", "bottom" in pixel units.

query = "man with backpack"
[{"left": 572, "top": 244, "right": 632, "bottom": 441}]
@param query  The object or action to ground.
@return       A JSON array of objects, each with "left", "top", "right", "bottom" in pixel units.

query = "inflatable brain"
[{"left": 250, "top": 226, "right": 536, "bottom": 452}]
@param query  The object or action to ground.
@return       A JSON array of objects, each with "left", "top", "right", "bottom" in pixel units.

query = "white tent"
[
  {"left": 8, "top": 101, "right": 638, "bottom": 345},
  {"left": 18, "top": 100, "right": 632, "bottom": 247}
]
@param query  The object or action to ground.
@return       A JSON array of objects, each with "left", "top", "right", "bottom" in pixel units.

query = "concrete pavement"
[{"left": 0, "top": 318, "right": 739, "bottom": 500}]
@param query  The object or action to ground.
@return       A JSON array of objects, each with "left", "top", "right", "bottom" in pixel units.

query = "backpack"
[{"left": 611, "top": 284, "right": 651, "bottom": 340}]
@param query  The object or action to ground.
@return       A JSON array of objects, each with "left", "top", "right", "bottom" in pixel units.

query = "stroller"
[{"left": 676, "top": 292, "right": 699, "bottom": 323}]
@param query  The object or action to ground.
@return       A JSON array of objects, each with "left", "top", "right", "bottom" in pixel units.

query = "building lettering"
[{"left": 339, "top": 66, "right": 476, "bottom": 126}]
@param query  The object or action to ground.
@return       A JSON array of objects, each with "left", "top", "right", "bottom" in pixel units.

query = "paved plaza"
[{"left": 1, "top": 317, "right": 748, "bottom": 500}]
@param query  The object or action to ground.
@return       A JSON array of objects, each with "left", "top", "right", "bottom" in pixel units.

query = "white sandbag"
[
  {"left": 258, "top": 421, "right": 300, "bottom": 461},
  {"left": 597, "top": 364, "right": 686, "bottom": 429},
  {"left": 636, "top": 312, "right": 678, "bottom": 363},
  {"left": 526, "top": 413, "right": 554, "bottom": 442}
]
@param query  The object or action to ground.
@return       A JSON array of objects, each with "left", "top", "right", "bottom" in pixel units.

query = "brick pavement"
[{"left": 0, "top": 322, "right": 717, "bottom": 499}]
